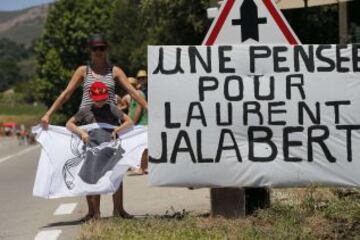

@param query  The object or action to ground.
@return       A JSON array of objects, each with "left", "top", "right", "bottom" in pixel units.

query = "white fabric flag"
[{"left": 32, "top": 123, "right": 147, "bottom": 199}]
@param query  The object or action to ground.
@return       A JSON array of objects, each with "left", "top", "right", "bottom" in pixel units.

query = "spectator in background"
[
  {"left": 131, "top": 70, "right": 148, "bottom": 175},
  {"left": 118, "top": 77, "right": 138, "bottom": 114},
  {"left": 130, "top": 71, "right": 147, "bottom": 126},
  {"left": 136, "top": 70, "right": 148, "bottom": 100},
  {"left": 15, "top": 127, "right": 21, "bottom": 142},
  {"left": 19, "top": 124, "right": 28, "bottom": 146}
]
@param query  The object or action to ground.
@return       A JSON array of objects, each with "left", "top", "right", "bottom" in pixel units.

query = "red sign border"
[{"left": 204, "top": 0, "right": 299, "bottom": 45}]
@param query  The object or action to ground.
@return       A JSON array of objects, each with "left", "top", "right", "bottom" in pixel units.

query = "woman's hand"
[
  {"left": 80, "top": 131, "right": 89, "bottom": 144},
  {"left": 40, "top": 114, "right": 50, "bottom": 129},
  {"left": 112, "top": 130, "right": 118, "bottom": 140}
]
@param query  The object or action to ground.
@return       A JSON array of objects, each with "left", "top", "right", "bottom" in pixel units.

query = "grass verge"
[{"left": 78, "top": 188, "right": 360, "bottom": 240}]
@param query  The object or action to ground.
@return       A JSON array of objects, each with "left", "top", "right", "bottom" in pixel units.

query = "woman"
[
  {"left": 129, "top": 70, "right": 148, "bottom": 175},
  {"left": 40, "top": 33, "right": 146, "bottom": 219},
  {"left": 118, "top": 77, "right": 138, "bottom": 114},
  {"left": 41, "top": 33, "right": 147, "bottom": 127}
]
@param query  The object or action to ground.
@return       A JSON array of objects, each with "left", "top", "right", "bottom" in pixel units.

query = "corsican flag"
[{"left": 32, "top": 123, "right": 147, "bottom": 198}]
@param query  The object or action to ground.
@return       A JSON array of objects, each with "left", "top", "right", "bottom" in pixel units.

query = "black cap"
[{"left": 88, "top": 33, "right": 107, "bottom": 47}]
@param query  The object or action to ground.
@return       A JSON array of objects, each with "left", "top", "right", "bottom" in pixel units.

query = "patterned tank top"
[{"left": 80, "top": 65, "right": 116, "bottom": 108}]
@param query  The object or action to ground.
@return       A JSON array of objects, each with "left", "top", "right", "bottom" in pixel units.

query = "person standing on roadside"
[
  {"left": 136, "top": 69, "right": 148, "bottom": 100},
  {"left": 130, "top": 70, "right": 148, "bottom": 174},
  {"left": 40, "top": 33, "right": 146, "bottom": 218},
  {"left": 118, "top": 77, "right": 138, "bottom": 114}
]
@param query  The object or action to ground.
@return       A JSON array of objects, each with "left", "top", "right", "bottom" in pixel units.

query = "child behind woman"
[{"left": 66, "top": 81, "right": 133, "bottom": 220}]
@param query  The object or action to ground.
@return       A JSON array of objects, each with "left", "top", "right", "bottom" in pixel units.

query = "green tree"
[
  {"left": 109, "top": 0, "right": 212, "bottom": 76},
  {"left": 34, "top": 0, "right": 114, "bottom": 116},
  {"left": 0, "top": 38, "right": 29, "bottom": 61},
  {"left": 0, "top": 38, "right": 32, "bottom": 95},
  {"left": 283, "top": 5, "right": 338, "bottom": 44},
  {"left": 34, "top": 0, "right": 212, "bottom": 115},
  {"left": 0, "top": 59, "right": 23, "bottom": 92},
  {"left": 140, "top": 0, "right": 211, "bottom": 45},
  {"left": 108, "top": 0, "right": 144, "bottom": 75}
]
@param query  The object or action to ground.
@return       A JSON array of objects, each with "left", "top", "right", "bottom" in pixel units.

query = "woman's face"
[
  {"left": 138, "top": 76, "right": 147, "bottom": 86},
  {"left": 90, "top": 45, "right": 107, "bottom": 60}
]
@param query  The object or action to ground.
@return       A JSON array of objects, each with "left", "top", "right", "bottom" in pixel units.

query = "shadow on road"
[{"left": 41, "top": 219, "right": 84, "bottom": 228}]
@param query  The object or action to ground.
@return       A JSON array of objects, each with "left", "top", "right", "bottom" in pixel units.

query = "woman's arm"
[
  {"left": 113, "top": 66, "right": 148, "bottom": 110},
  {"left": 112, "top": 114, "right": 133, "bottom": 138},
  {"left": 66, "top": 116, "right": 89, "bottom": 144},
  {"left": 41, "top": 66, "right": 86, "bottom": 128},
  {"left": 118, "top": 94, "right": 130, "bottom": 111},
  {"left": 132, "top": 95, "right": 144, "bottom": 124}
]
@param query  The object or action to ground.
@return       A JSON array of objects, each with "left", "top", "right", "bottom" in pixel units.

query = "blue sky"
[{"left": 0, "top": 0, "right": 54, "bottom": 11}]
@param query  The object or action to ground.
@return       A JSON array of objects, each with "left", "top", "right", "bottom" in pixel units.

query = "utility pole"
[
  {"left": 207, "top": 0, "right": 270, "bottom": 218},
  {"left": 304, "top": 0, "right": 308, "bottom": 8},
  {"left": 338, "top": 0, "right": 348, "bottom": 44}
]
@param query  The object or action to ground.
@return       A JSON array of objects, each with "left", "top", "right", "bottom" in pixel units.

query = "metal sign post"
[
  {"left": 339, "top": 1, "right": 348, "bottom": 44},
  {"left": 204, "top": 0, "right": 300, "bottom": 217}
]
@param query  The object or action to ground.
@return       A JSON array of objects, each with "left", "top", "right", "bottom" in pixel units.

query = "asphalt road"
[
  {"left": 0, "top": 137, "right": 210, "bottom": 240},
  {"left": 0, "top": 137, "right": 82, "bottom": 240}
]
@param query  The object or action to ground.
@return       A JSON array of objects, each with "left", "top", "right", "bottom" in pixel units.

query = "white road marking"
[
  {"left": 34, "top": 230, "right": 62, "bottom": 240},
  {"left": 54, "top": 203, "right": 78, "bottom": 215},
  {"left": 0, "top": 145, "right": 40, "bottom": 164}
]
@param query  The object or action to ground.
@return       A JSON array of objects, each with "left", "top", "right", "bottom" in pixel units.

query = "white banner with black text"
[{"left": 148, "top": 44, "right": 360, "bottom": 187}]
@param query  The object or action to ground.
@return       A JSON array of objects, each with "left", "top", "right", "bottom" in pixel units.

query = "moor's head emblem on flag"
[{"left": 62, "top": 128, "right": 125, "bottom": 190}]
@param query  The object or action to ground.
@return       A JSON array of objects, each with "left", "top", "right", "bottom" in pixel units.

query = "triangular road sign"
[{"left": 203, "top": 0, "right": 301, "bottom": 45}]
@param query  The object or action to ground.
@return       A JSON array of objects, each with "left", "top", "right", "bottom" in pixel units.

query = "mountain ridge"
[{"left": 0, "top": 4, "right": 50, "bottom": 45}]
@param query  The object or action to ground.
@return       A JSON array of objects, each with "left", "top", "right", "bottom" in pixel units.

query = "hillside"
[{"left": 0, "top": 4, "right": 49, "bottom": 45}]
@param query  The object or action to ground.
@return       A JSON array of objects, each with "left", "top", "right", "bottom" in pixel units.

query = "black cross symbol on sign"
[{"left": 232, "top": 0, "right": 267, "bottom": 42}]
